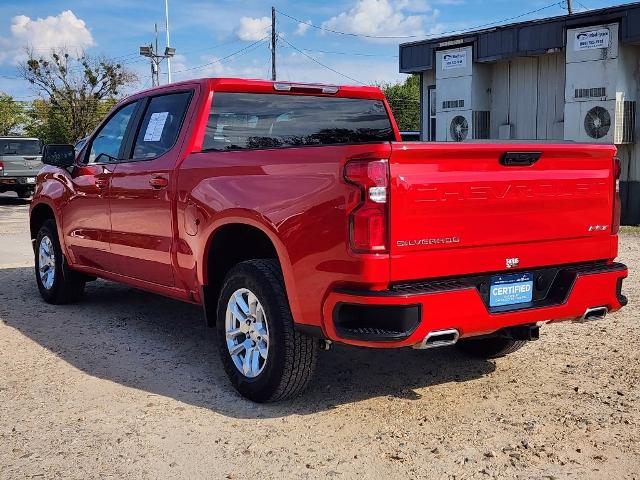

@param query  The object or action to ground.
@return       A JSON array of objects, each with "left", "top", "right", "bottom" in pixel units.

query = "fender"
[
  {"left": 198, "top": 210, "right": 303, "bottom": 325},
  {"left": 30, "top": 168, "right": 72, "bottom": 260}
]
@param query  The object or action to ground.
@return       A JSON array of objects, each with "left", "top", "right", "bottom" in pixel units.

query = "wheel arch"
[
  {"left": 200, "top": 218, "right": 299, "bottom": 327},
  {"left": 29, "top": 202, "right": 56, "bottom": 244}
]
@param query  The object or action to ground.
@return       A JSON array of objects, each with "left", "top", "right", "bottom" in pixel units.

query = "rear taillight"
[
  {"left": 344, "top": 159, "right": 389, "bottom": 253},
  {"left": 612, "top": 156, "right": 621, "bottom": 234},
  {"left": 0, "top": 161, "right": 4, "bottom": 171}
]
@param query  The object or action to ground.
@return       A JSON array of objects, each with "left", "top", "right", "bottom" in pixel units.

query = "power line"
[
  {"left": 278, "top": 37, "right": 365, "bottom": 85},
  {"left": 172, "top": 36, "right": 270, "bottom": 74},
  {"left": 276, "top": 2, "right": 564, "bottom": 41},
  {"left": 576, "top": 0, "right": 590, "bottom": 10},
  {"left": 275, "top": 9, "right": 419, "bottom": 39},
  {"left": 301, "top": 48, "right": 398, "bottom": 58}
]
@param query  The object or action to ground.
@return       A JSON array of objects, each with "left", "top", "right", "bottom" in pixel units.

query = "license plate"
[
  {"left": 26, "top": 177, "right": 36, "bottom": 184},
  {"left": 490, "top": 272, "right": 533, "bottom": 307}
]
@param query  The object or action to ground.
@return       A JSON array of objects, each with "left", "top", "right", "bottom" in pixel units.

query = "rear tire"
[
  {"left": 216, "top": 259, "right": 318, "bottom": 402},
  {"left": 456, "top": 336, "right": 527, "bottom": 359},
  {"left": 35, "top": 219, "right": 85, "bottom": 304}
]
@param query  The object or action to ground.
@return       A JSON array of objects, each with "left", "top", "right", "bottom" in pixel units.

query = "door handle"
[
  {"left": 95, "top": 178, "right": 109, "bottom": 188},
  {"left": 149, "top": 176, "right": 169, "bottom": 189}
]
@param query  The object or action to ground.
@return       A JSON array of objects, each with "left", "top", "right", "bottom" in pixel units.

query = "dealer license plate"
[
  {"left": 489, "top": 272, "right": 533, "bottom": 307},
  {"left": 26, "top": 177, "right": 36, "bottom": 184}
]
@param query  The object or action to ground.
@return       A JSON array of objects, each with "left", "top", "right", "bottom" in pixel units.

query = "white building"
[{"left": 399, "top": 3, "right": 640, "bottom": 224}]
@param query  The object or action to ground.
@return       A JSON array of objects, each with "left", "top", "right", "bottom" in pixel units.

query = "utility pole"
[
  {"left": 271, "top": 6, "right": 277, "bottom": 81},
  {"left": 566, "top": 0, "right": 574, "bottom": 14},
  {"left": 155, "top": 23, "right": 160, "bottom": 86},
  {"left": 165, "top": 0, "right": 172, "bottom": 83}
]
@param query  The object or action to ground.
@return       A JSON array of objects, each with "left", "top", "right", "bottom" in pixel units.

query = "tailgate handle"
[{"left": 500, "top": 152, "right": 541, "bottom": 166}]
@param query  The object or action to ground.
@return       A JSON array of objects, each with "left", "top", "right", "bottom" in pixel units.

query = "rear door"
[
  {"left": 0, "top": 138, "right": 41, "bottom": 181},
  {"left": 109, "top": 89, "right": 194, "bottom": 287},
  {"left": 389, "top": 142, "right": 616, "bottom": 281}
]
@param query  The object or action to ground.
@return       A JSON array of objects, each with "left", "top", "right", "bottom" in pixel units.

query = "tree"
[
  {"left": 22, "top": 99, "right": 71, "bottom": 145},
  {"left": 0, "top": 93, "right": 27, "bottom": 136},
  {"left": 18, "top": 49, "right": 137, "bottom": 143},
  {"left": 379, "top": 74, "right": 420, "bottom": 132}
]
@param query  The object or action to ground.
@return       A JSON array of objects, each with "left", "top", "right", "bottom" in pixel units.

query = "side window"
[
  {"left": 131, "top": 92, "right": 191, "bottom": 160},
  {"left": 87, "top": 102, "right": 138, "bottom": 164}
]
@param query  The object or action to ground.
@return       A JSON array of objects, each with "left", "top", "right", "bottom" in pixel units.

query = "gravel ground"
[{"left": 1, "top": 192, "right": 639, "bottom": 480}]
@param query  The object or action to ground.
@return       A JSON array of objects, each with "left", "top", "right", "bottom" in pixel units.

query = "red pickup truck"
[{"left": 30, "top": 78, "right": 628, "bottom": 402}]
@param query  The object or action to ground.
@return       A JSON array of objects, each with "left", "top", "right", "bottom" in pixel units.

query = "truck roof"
[{"left": 130, "top": 77, "right": 386, "bottom": 101}]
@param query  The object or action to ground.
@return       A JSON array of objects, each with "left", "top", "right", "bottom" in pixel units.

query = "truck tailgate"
[{"left": 389, "top": 142, "right": 617, "bottom": 282}]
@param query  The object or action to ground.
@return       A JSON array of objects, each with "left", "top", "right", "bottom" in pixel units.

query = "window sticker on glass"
[{"left": 143, "top": 111, "right": 169, "bottom": 142}]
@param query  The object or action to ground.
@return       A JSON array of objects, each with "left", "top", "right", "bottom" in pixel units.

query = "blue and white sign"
[
  {"left": 442, "top": 51, "right": 467, "bottom": 70},
  {"left": 574, "top": 28, "right": 610, "bottom": 51},
  {"left": 489, "top": 272, "right": 533, "bottom": 307}
]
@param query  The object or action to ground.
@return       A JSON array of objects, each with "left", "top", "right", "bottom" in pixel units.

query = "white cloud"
[
  {"left": 433, "top": 0, "right": 465, "bottom": 5},
  {"left": 0, "top": 10, "right": 94, "bottom": 64},
  {"left": 321, "top": 0, "right": 439, "bottom": 42},
  {"left": 295, "top": 20, "right": 312, "bottom": 36},
  {"left": 236, "top": 16, "right": 271, "bottom": 41}
]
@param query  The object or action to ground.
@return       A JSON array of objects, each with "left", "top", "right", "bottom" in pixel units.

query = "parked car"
[
  {"left": 29, "top": 78, "right": 628, "bottom": 402},
  {"left": 0, "top": 137, "right": 42, "bottom": 198}
]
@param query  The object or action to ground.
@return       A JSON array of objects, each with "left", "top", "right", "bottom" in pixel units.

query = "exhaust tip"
[
  {"left": 413, "top": 329, "right": 460, "bottom": 349},
  {"left": 577, "top": 306, "right": 608, "bottom": 323}
]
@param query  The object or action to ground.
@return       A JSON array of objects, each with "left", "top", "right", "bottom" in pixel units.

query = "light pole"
[
  {"left": 139, "top": 42, "right": 175, "bottom": 87},
  {"left": 165, "top": 0, "right": 172, "bottom": 83}
]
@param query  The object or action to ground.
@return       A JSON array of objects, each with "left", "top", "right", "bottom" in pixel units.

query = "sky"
[{"left": 0, "top": 0, "right": 631, "bottom": 101}]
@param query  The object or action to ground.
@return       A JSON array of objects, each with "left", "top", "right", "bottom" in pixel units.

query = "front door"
[
  {"left": 64, "top": 101, "right": 139, "bottom": 271},
  {"left": 109, "top": 90, "right": 193, "bottom": 287}
]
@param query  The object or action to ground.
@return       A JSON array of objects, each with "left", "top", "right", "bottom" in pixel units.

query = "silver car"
[{"left": 0, "top": 137, "right": 42, "bottom": 198}]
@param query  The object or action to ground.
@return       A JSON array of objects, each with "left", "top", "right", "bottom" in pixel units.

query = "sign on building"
[
  {"left": 442, "top": 51, "right": 467, "bottom": 70},
  {"left": 574, "top": 28, "right": 610, "bottom": 51}
]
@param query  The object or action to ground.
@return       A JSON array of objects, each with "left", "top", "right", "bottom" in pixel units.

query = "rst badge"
[{"left": 505, "top": 257, "right": 520, "bottom": 269}]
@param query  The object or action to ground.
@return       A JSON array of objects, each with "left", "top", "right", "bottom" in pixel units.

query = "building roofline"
[
  {"left": 400, "top": 1, "right": 640, "bottom": 48},
  {"left": 399, "top": 1, "right": 640, "bottom": 73}
]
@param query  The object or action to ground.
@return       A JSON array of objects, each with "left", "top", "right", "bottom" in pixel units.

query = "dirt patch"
[{"left": 1, "top": 195, "right": 638, "bottom": 479}]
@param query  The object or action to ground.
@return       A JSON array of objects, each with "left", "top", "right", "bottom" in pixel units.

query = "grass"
[{"left": 620, "top": 225, "right": 640, "bottom": 234}]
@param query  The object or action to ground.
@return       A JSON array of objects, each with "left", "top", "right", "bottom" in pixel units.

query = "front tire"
[
  {"left": 216, "top": 259, "right": 318, "bottom": 402},
  {"left": 35, "top": 219, "right": 85, "bottom": 304},
  {"left": 456, "top": 336, "right": 527, "bottom": 359}
]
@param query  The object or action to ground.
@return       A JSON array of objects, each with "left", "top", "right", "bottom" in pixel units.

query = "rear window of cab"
[{"left": 202, "top": 93, "right": 394, "bottom": 151}]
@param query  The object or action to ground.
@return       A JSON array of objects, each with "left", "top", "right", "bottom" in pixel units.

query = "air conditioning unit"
[
  {"left": 564, "top": 22, "right": 636, "bottom": 145},
  {"left": 435, "top": 45, "right": 492, "bottom": 141},
  {"left": 439, "top": 110, "right": 491, "bottom": 142},
  {"left": 564, "top": 95, "right": 636, "bottom": 144}
]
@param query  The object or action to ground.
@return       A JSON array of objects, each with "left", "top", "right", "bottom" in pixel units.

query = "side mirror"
[{"left": 42, "top": 144, "right": 76, "bottom": 167}]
